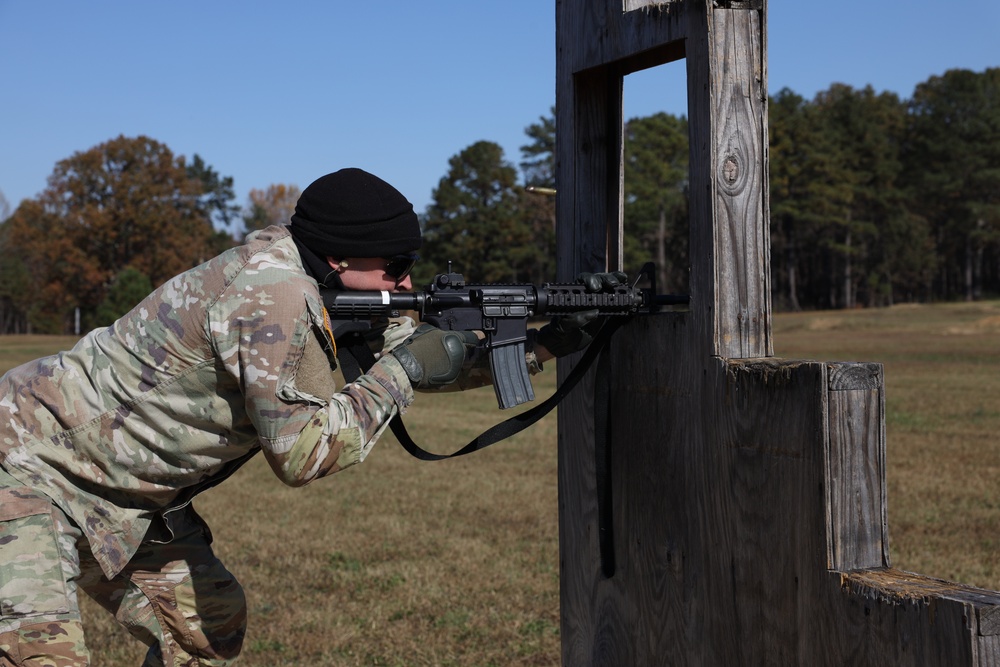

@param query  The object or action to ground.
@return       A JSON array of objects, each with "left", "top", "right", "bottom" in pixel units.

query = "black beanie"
[{"left": 289, "top": 168, "right": 422, "bottom": 257}]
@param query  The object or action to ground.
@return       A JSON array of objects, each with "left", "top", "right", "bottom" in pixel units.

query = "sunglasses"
[{"left": 384, "top": 254, "right": 419, "bottom": 285}]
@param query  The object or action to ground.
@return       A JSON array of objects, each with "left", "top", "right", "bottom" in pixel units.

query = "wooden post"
[{"left": 555, "top": 1, "right": 1000, "bottom": 664}]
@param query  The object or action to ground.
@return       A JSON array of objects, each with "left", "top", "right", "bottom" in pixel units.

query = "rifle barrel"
[{"left": 321, "top": 283, "right": 689, "bottom": 318}]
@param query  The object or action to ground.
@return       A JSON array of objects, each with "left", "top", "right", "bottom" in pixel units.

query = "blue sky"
[{"left": 1, "top": 1, "right": 997, "bottom": 222}]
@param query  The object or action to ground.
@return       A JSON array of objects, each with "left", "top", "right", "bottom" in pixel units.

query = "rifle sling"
[
  {"left": 336, "top": 318, "right": 625, "bottom": 461},
  {"left": 593, "top": 343, "right": 616, "bottom": 578}
]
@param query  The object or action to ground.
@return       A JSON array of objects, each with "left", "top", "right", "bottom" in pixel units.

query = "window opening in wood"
[{"left": 622, "top": 60, "right": 690, "bottom": 298}]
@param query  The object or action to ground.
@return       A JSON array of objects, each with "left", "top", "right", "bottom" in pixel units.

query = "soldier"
[{"left": 0, "top": 168, "right": 620, "bottom": 666}]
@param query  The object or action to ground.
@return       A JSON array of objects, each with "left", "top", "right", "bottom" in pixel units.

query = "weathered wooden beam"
[
  {"left": 560, "top": 0, "right": 688, "bottom": 75},
  {"left": 810, "top": 568, "right": 1000, "bottom": 664},
  {"left": 687, "top": 0, "right": 770, "bottom": 359},
  {"left": 556, "top": 0, "right": 1000, "bottom": 665},
  {"left": 826, "top": 361, "right": 889, "bottom": 571}
]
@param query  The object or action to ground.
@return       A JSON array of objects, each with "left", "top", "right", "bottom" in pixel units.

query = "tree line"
[
  {"left": 770, "top": 68, "right": 1000, "bottom": 310},
  {"left": 1, "top": 67, "right": 996, "bottom": 334}
]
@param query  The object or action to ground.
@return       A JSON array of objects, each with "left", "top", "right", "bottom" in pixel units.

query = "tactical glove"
[
  {"left": 390, "top": 324, "right": 472, "bottom": 389},
  {"left": 535, "top": 271, "right": 628, "bottom": 358}
]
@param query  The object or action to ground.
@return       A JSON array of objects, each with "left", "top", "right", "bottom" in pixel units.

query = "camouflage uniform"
[{"left": 0, "top": 225, "right": 516, "bottom": 665}]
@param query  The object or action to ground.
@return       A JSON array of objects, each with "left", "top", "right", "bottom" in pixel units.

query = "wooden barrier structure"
[{"left": 554, "top": 0, "right": 1000, "bottom": 664}]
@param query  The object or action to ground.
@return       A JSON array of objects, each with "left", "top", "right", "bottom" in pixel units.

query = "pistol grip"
[{"left": 490, "top": 342, "right": 535, "bottom": 409}]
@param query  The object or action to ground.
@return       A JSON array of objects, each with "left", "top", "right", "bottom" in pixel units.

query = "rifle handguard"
[{"left": 322, "top": 264, "right": 689, "bottom": 409}]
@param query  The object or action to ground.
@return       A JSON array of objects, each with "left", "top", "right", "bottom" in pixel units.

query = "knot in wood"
[
  {"left": 719, "top": 152, "right": 746, "bottom": 195},
  {"left": 723, "top": 157, "right": 739, "bottom": 184}
]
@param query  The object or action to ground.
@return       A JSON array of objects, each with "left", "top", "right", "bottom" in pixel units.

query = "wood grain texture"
[
  {"left": 801, "top": 569, "right": 1000, "bottom": 665},
  {"left": 555, "top": 0, "right": 1000, "bottom": 664},
  {"left": 684, "top": 0, "right": 717, "bottom": 361},
  {"left": 709, "top": 5, "right": 770, "bottom": 358},
  {"left": 685, "top": 0, "right": 770, "bottom": 360},
  {"left": 558, "top": 0, "right": 687, "bottom": 75},
  {"left": 555, "top": 10, "right": 635, "bottom": 661},
  {"left": 561, "top": 325, "right": 1000, "bottom": 665},
  {"left": 829, "top": 362, "right": 882, "bottom": 391},
  {"left": 570, "top": 324, "right": 833, "bottom": 665},
  {"left": 826, "top": 363, "right": 889, "bottom": 571}
]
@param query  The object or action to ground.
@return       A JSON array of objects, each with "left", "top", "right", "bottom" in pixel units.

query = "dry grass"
[
  {"left": 1, "top": 302, "right": 998, "bottom": 662},
  {"left": 0, "top": 337, "right": 560, "bottom": 665},
  {"left": 772, "top": 300, "right": 1000, "bottom": 588},
  {"left": 0, "top": 335, "right": 80, "bottom": 371},
  {"left": 194, "top": 388, "right": 563, "bottom": 667}
]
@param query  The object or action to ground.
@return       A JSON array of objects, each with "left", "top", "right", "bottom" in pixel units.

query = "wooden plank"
[
  {"left": 556, "top": 10, "right": 623, "bottom": 279},
  {"left": 561, "top": 0, "right": 689, "bottom": 74},
  {"left": 803, "top": 568, "right": 1000, "bottom": 665},
  {"left": 556, "top": 353, "right": 603, "bottom": 666},
  {"left": 567, "top": 334, "right": 834, "bottom": 664},
  {"left": 573, "top": 66, "right": 621, "bottom": 274},
  {"left": 981, "top": 636, "right": 1000, "bottom": 665},
  {"left": 826, "top": 362, "right": 889, "bottom": 571},
  {"left": 703, "top": 357, "right": 828, "bottom": 665},
  {"left": 611, "top": 316, "right": 691, "bottom": 664},
  {"left": 555, "top": 9, "right": 624, "bottom": 662},
  {"left": 685, "top": 1, "right": 770, "bottom": 359},
  {"left": 556, "top": 0, "right": 1000, "bottom": 664},
  {"left": 683, "top": 0, "right": 717, "bottom": 360},
  {"left": 555, "top": 16, "right": 626, "bottom": 663},
  {"left": 843, "top": 568, "right": 997, "bottom": 609},
  {"left": 709, "top": 5, "right": 770, "bottom": 358},
  {"left": 829, "top": 362, "right": 882, "bottom": 391},
  {"left": 581, "top": 338, "right": 1000, "bottom": 666},
  {"left": 555, "top": 57, "right": 622, "bottom": 665},
  {"left": 980, "top": 605, "right": 1000, "bottom": 636}
]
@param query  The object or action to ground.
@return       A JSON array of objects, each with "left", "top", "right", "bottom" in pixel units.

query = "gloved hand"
[
  {"left": 390, "top": 324, "right": 473, "bottom": 389},
  {"left": 535, "top": 271, "right": 628, "bottom": 358}
]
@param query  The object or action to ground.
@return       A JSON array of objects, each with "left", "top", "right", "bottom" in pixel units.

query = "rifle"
[{"left": 320, "top": 263, "right": 688, "bottom": 410}]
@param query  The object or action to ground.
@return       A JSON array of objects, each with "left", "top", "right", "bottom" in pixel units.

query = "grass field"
[
  {"left": 0, "top": 300, "right": 998, "bottom": 665},
  {"left": 771, "top": 301, "right": 1000, "bottom": 590}
]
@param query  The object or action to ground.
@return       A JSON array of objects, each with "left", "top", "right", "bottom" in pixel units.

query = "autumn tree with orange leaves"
[
  {"left": 3, "top": 135, "right": 233, "bottom": 333},
  {"left": 242, "top": 183, "right": 301, "bottom": 236}
]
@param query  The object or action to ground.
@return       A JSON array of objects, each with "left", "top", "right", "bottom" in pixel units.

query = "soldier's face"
[{"left": 328, "top": 256, "right": 413, "bottom": 292}]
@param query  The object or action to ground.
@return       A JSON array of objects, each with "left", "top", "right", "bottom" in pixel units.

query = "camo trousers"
[{"left": 0, "top": 469, "right": 246, "bottom": 666}]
